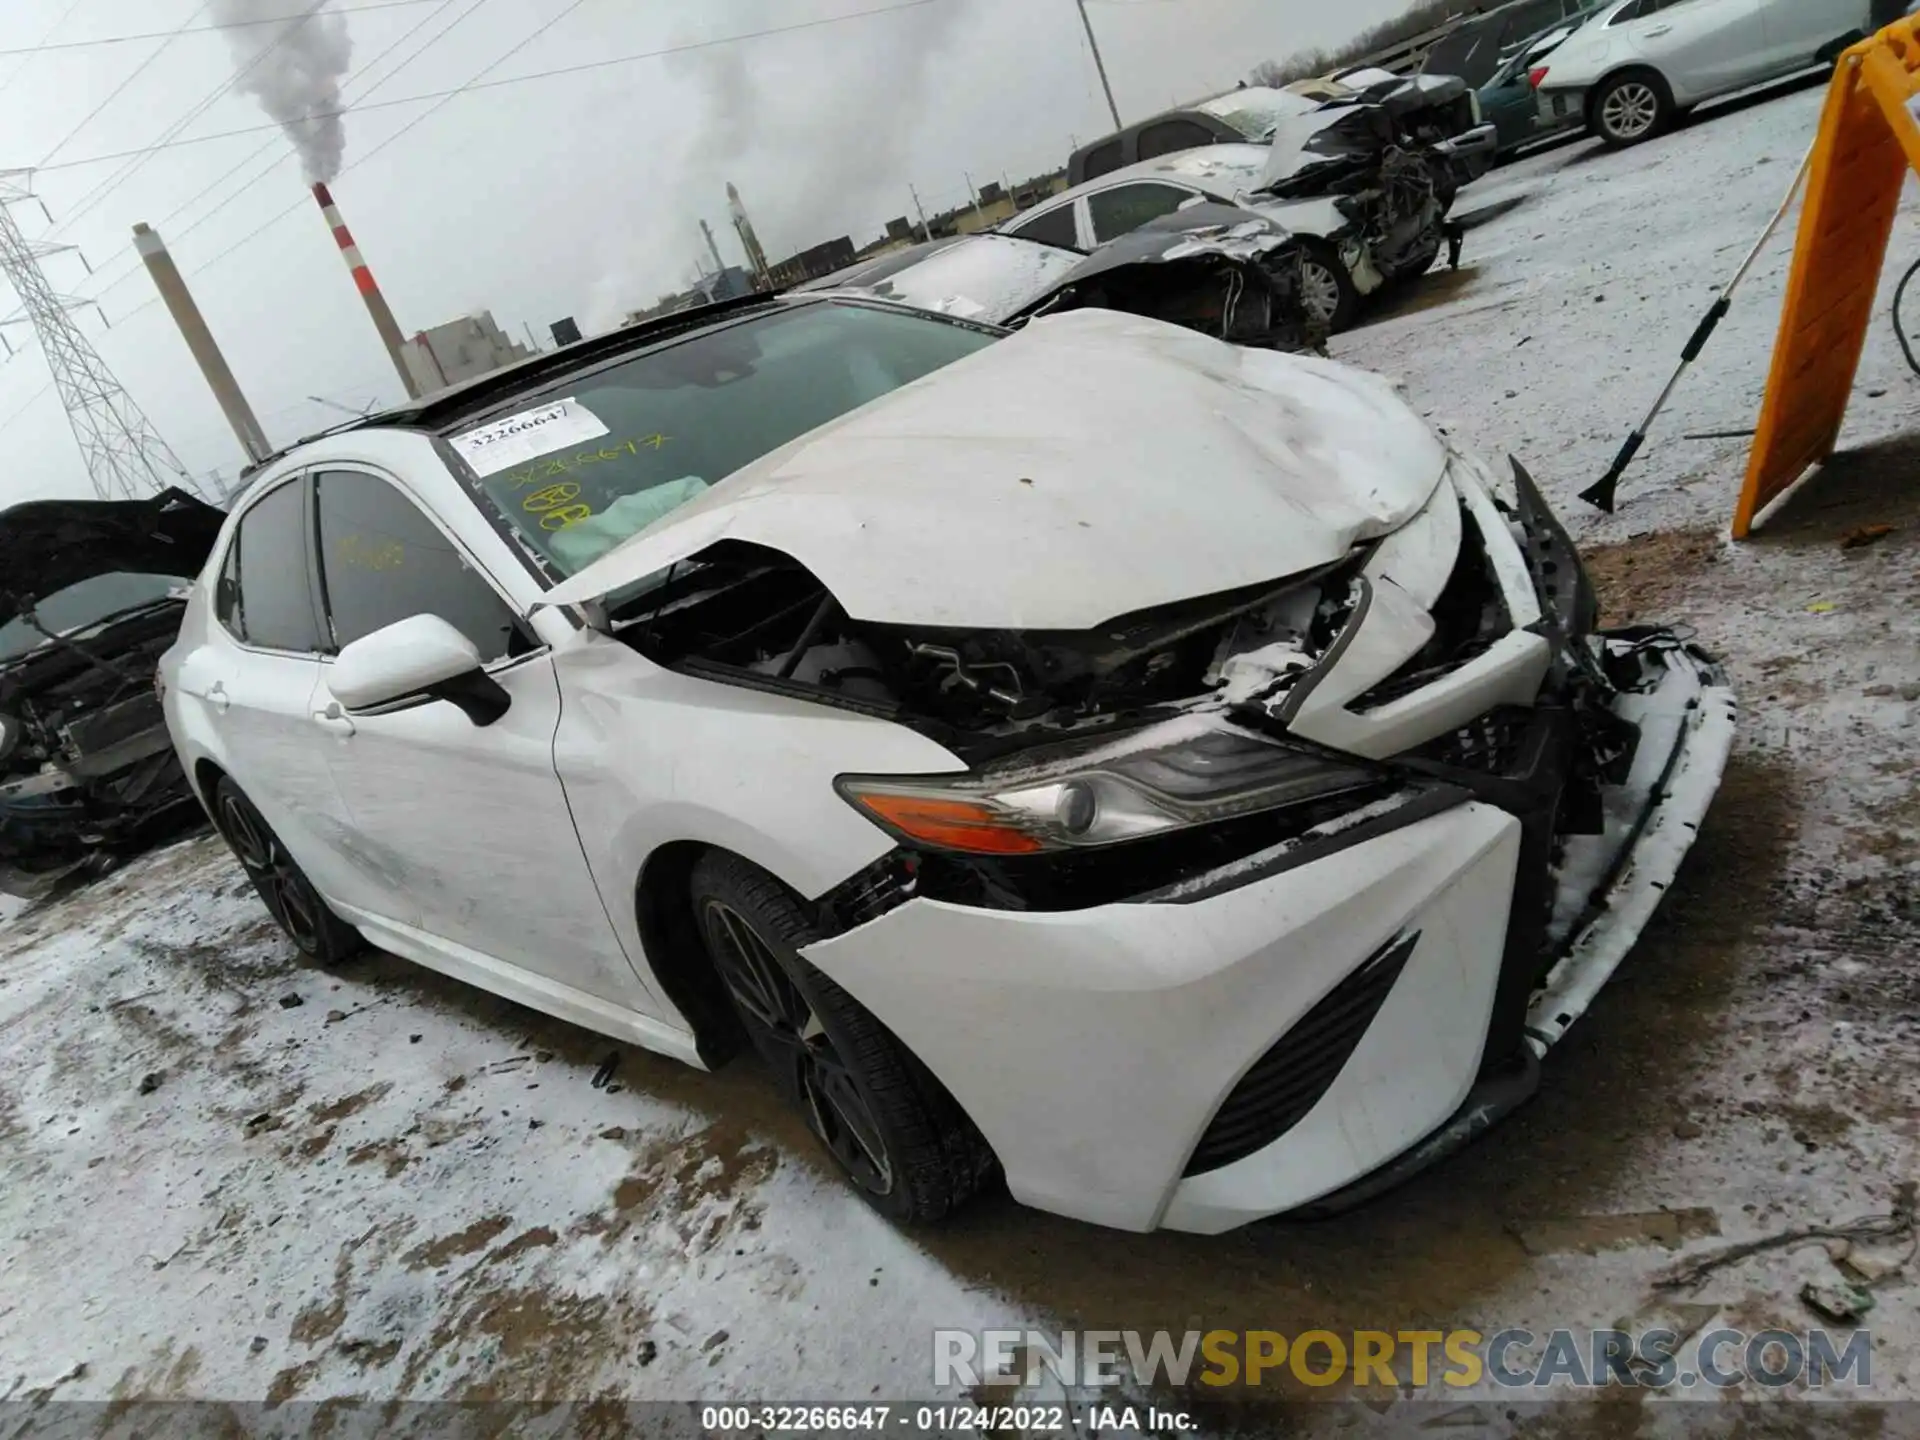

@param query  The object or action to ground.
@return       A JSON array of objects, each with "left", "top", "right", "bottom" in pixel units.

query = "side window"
[
  {"left": 1080, "top": 138, "right": 1125, "bottom": 180},
  {"left": 1007, "top": 203, "right": 1080, "bottom": 249},
  {"left": 1509, "top": 0, "right": 1570, "bottom": 35},
  {"left": 1086, "top": 183, "right": 1196, "bottom": 243},
  {"left": 229, "top": 480, "right": 323, "bottom": 653},
  {"left": 1137, "top": 119, "right": 1217, "bottom": 160},
  {"left": 1611, "top": 1, "right": 1648, "bottom": 23},
  {"left": 313, "top": 469, "right": 525, "bottom": 664}
]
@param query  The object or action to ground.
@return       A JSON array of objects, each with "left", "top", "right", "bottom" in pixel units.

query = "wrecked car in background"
[
  {"left": 1, "top": 488, "right": 223, "bottom": 898},
  {"left": 799, "top": 214, "right": 1323, "bottom": 354},
  {"left": 1067, "top": 80, "right": 1495, "bottom": 190},
  {"left": 1007, "top": 125, "right": 1474, "bottom": 332},
  {"left": 162, "top": 295, "right": 1734, "bottom": 1233}
]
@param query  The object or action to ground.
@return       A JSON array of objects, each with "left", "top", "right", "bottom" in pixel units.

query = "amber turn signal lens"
[{"left": 846, "top": 791, "right": 1044, "bottom": 855}]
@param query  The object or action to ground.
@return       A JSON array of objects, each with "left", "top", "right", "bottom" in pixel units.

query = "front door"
[
  {"left": 305, "top": 466, "right": 653, "bottom": 1013},
  {"left": 1758, "top": 0, "right": 1869, "bottom": 65},
  {"left": 193, "top": 476, "right": 366, "bottom": 908},
  {"left": 1624, "top": 0, "right": 1768, "bottom": 98}
]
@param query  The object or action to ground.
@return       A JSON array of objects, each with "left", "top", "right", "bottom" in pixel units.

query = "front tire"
[
  {"left": 689, "top": 851, "right": 994, "bottom": 1223},
  {"left": 213, "top": 779, "right": 362, "bottom": 966},
  {"left": 1591, "top": 70, "right": 1670, "bottom": 147},
  {"left": 1299, "top": 241, "right": 1360, "bottom": 333}
]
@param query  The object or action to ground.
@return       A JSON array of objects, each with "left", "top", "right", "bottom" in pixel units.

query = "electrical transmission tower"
[{"left": 0, "top": 169, "right": 207, "bottom": 501}]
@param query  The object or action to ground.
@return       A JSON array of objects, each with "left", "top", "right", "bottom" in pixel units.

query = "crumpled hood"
[
  {"left": 0, "top": 487, "right": 224, "bottom": 629},
  {"left": 543, "top": 309, "right": 1446, "bottom": 630}
]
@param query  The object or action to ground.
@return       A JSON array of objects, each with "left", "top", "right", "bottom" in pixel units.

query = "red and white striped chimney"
[{"left": 313, "top": 181, "right": 421, "bottom": 400}]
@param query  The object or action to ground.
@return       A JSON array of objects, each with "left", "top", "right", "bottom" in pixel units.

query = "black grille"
[
  {"left": 1183, "top": 930, "right": 1419, "bottom": 1177},
  {"left": 61, "top": 692, "right": 164, "bottom": 756}
]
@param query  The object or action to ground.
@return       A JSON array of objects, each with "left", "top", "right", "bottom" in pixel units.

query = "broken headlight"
[{"left": 837, "top": 723, "right": 1379, "bottom": 856}]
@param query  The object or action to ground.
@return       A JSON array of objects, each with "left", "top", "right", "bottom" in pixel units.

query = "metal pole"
[
  {"left": 132, "top": 222, "right": 272, "bottom": 463},
  {"left": 1075, "top": 0, "right": 1123, "bottom": 131},
  {"left": 908, "top": 184, "right": 933, "bottom": 243},
  {"left": 965, "top": 171, "right": 983, "bottom": 221},
  {"left": 1578, "top": 138, "right": 1816, "bottom": 513}
]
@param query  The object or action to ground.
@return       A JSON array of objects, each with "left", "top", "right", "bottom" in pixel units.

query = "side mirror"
[{"left": 332, "top": 614, "right": 512, "bottom": 726}]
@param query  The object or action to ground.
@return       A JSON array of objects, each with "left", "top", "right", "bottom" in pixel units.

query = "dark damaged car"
[
  {"left": 798, "top": 215, "right": 1323, "bottom": 354},
  {"left": 1, "top": 488, "right": 224, "bottom": 898}
]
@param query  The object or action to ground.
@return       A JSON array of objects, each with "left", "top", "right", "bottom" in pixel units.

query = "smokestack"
[
  {"left": 727, "top": 182, "right": 771, "bottom": 289},
  {"left": 699, "top": 220, "right": 727, "bottom": 280},
  {"left": 313, "top": 181, "right": 420, "bottom": 400},
  {"left": 133, "top": 222, "right": 272, "bottom": 463}
]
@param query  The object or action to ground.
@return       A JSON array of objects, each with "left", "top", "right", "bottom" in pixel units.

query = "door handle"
[
  {"left": 206, "top": 681, "right": 230, "bottom": 713},
  {"left": 312, "top": 703, "right": 356, "bottom": 737},
  {"left": 1642, "top": 23, "right": 1671, "bottom": 34}
]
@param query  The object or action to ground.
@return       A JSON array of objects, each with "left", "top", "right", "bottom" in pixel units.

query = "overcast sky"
[{"left": 0, "top": 0, "right": 1410, "bottom": 503}]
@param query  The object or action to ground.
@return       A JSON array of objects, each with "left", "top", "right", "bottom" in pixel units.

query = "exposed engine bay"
[
  {"left": 0, "top": 488, "right": 223, "bottom": 899},
  {"left": 601, "top": 453, "right": 1734, "bottom": 1091},
  {"left": 1257, "top": 76, "right": 1486, "bottom": 284}
]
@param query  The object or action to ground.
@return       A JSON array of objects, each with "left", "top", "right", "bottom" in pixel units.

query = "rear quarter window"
[{"left": 1079, "top": 138, "right": 1126, "bottom": 180}]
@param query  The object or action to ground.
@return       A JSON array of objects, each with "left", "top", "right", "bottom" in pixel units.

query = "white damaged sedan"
[{"left": 160, "top": 294, "right": 1734, "bottom": 1233}]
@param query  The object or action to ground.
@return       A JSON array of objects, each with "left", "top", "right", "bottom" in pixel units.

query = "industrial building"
[{"left": 401, "top": 311, "right": 533, "bottom": 396}]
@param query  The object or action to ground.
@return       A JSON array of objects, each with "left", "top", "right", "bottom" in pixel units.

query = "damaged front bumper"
[{"left": 803, "top": 455, "right": 1735, "bottom": 1233}]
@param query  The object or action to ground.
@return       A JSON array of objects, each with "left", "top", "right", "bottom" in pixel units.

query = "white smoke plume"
[
  {"left": 591, "top": 1, "right": 966, "bottom": 320},
  {"left": 211, "top": 0, "right": 354, "bottom": 185}
]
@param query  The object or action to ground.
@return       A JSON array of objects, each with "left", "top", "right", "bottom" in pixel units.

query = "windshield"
[
  {"left": 448, "top": 300, "right": 1001, "bottom": 577},
  {"left": 0, "top": 571, "right": 184, "bottom": 664},
  {"left": 1195, "top": 87, "right": 1322, "bottom": 142}
]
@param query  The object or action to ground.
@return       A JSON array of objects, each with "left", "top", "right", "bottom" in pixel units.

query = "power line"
[
  {"left": 0, "top": 0, "right": 88, "bottom": 95},
  {"left": 30, "top": 0, "right": 942, "bottom": 176},
  {"left": 0, "top": 171, "right": 207, "bottom": 499},
  {"left": 37, "top": 4, "right": 214, "bottom": 168},
  {"left": 52, "top": 0, "right": 335, "bottom": 237},
  {"left": 62, "top": 0, "right": 474, "bottom": 310},
  {"left": 9, "top": 0, "right": 944, "bottom": 422},
  {"left": 0, "top": 0, "right": 444, "bottom": 58},
  {"left": 52, "top": 0, "right": 474, "bottom": 245}
]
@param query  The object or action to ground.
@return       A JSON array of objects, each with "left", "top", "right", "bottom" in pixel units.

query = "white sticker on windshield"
[{"left": 450, "top": 398, "right": 610, "bottom": 477}]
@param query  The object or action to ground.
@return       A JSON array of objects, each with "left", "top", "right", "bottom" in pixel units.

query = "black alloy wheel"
[
  {"left": 687, "top": 851, "right": 994, "bottom": 1223},
  {"left": 214, "top": 779, "right": 361, "bottom": 964},
  {"left": 701, "top": 897, "right": 895, "bottom": 1198}
]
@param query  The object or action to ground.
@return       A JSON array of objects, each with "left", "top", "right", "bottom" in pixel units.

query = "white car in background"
[
  {"left": 1532, "top": 0, "right": 1872, "bottom": 147},
  {"left": 160, "top": 293, "right": 1734, "bottom": 1234}
]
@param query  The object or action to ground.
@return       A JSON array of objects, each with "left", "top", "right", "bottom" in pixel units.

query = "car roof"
[
  {"left": 795, "top": 237, "right": 967, "bottom": 293},
  {"left": 1020, "top": 143, "right": 1274, "bottom": 215},
  {"left": 801, "top": 233, "right": 1086, "bottom": 324},
  {"left": 240, "top": 289, "right": 795, "bottom": 477}
]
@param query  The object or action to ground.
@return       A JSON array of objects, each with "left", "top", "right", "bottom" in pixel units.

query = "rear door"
[
  {"left": 1619, "top": 0, "right": 1769, "bottom": 98},
  {"left": 190, "top": 476, "right": 365, "bottom": 905},
  {"left": 305, "top": 466, "right": 651, "bottom": 1012}
]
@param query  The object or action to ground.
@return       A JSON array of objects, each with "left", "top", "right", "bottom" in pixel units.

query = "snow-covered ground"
[{"left": 4, "top": 77, "right": 1919, "bottom": 1427}]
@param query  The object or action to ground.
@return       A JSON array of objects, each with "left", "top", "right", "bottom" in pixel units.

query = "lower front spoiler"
[{"left": 1300, "top": 635, "right": 1738, "bottom": 1217}]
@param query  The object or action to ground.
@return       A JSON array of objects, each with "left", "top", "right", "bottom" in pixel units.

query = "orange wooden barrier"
[{"left": 1738, "top": 18, "right": 1920, "bottom": 537}]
